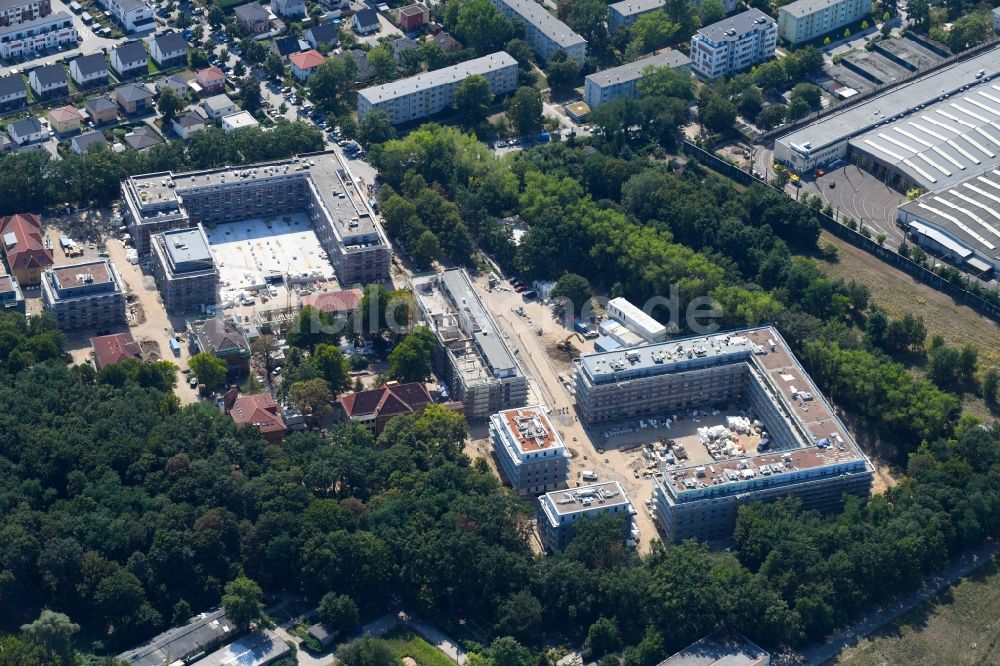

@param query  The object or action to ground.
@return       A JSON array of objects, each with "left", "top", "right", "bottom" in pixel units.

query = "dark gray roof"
[
  {"left": 272, "top": 35, "right": 303, "bottom": 56},
  {"left": 0, "top": 74, "right": 26, "bottom": 97},
  {"left": 72, "top": 53, "right": 108, "bottom": 77},
  {"left": 32, "top": 64, "right": 67, "bottom": 86},
  {"left": 10, "top": 117, "right": 42, "bottom": 136},
  {"left": 86, "top": 95, "right": 117, "bottom": 113},
  {"left": 124, "top": 126, "right": 163, "bottom": 150},
  {"left": 354, "top": 8, "right": 378, "bottom": 27},
  {"left": 116, "top": 83, "right": 155, "bottom": 102},
  {"left": 235, "top": 2, "right": 270, "bottom": 21},
  {"left": 174, "top": 111, "right": 205, "bottom": 128},
  {"left": 116, "top": 609, "right": 236, "bottom": 666},
  {"left": 697, "top": 8, "right": 774, "bottom": 42},
  {"left": 152, "top": 32, "right": 188, "bottom": 54},
  {"left": 308, "top": 21, "right": 340, "bottom": 44},
  {"left": 113, "top": 41, "right": 148, "bottom": 64},
  {"left": 73, "top": 130, "right": 108, "bottom": 152}
]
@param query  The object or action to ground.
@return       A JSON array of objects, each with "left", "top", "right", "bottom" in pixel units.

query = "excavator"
[{"left": 556, "top": 332, "right": 585, "bottom": 353}]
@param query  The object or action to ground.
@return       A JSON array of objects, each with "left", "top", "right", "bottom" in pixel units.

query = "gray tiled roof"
[
  {"left": 72, "top": 53, "right": 108, "bottom": 77},
  {"left": 152, "top": 32, "right": 188, "bottom": 55},
  {"left": 0, "top": 74, "right": 26, "bottom": 97},
  {"left": 113, "top": 41, "right": 148, "bottom": 65},
  {"left": 32, "top": 64, "right": 66, "bottom": 86}
]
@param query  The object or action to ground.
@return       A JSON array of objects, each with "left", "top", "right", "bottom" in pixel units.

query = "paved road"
[{"left": 786, "top": 541, "right": 1000, "bottom": 665}]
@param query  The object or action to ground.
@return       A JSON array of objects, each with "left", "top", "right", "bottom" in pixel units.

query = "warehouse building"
[
  {"left": 489, "top": 0, "right": 586, "bottom": 65},
  {"left": 774, "top": 44, "right": 1000, "bottom": 180},
  {"left": 690, "top": 9, "right": 777, "bottom": 81},
  {"left": 41, "top": 259, "right": 127, "bottom": 330},
  {"left": 411, "top": 269, "right": 528, "bottom": 421},
  {"left": 490, "top": 405, "right": 570, "bottom": 494},
  {"left": 121, "top": 152, "right": 390, "bottom": 285},
  {"left": 777, "top": 0, "right": 871, "bottom": 45},
  {"left": 896, "top": 169, "right": 1000, "bottom": 279},
  {"left": 583, "top": 49, "right": 690, "bottom": 109},
  {"left": 150, "top": 225, "right": 219, "bottom": 313},
  {"left": 537, "top": 481, "right": 636, "bottom": 551},
  {"left": 357, "top": 52, "right": 518, "bottom": 124},
  {"left": 572, "top": 326, "right": 872, "bottom": 543}
]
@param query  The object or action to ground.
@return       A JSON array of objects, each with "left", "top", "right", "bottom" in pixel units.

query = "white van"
[{"left": 581, "top": 470, "right": 598, "bottom": 481}]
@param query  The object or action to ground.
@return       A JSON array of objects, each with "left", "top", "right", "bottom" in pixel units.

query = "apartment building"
[
  {"left": 583, "top": 49, "right": 690, "bottom": 109},
  {"left": 489, "top": 0, "right": 586, "bottom": 65},
  {"left": 357, "top": 51, "right": 518, "bottom": 124},
  {"left": 490, "top": 405, "right": 570, "bottom": 495},
  {"left": 0, "top": 0, "right": 51, "bottom": 28},
  {"left": 0, "top": 10, "right": 76, "bottom": 58},
  {"left": 41, "top": 260, "right": 127, "bottom": 330},
  {"left": 537, "top": 481, "right": 636, "bottom": 551},
  {"left": 0, "top": 274, "right": 25, "bottom": 313},
  {"left": 97, "top": 0, "right": 153, "bottom": 32},
  {"left": 690, "top": 8, "right": 777, "bottom": 80},
  {"left": 778, "top": 0, "right": 871, "bottom": 44},
  {"left": 121, "top": 152, "right": 390, "bottom": 284},
  {"left": 150, "top": 226, "right": 218, "bottom": 313},
  {"left": 411, "top": 269, "right": 528, "bottom": 421}
]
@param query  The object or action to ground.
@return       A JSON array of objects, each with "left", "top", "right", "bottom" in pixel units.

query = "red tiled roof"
[
  {"left": 0, "top": 213, "right": 53, "bottom": 271},
  {"left": 196, "top": 66, "right": 225, "bottom": 83},
  {"left": 91, "top": 332, "right": 142, "bottom": 370},
  {"left": 340, "top": 382, "right": 432, "bottom": 419},
  {"left": 231, "top": 392, "right": 286, "bottom": 434},
  {"left": 289, "top": 49, "right": 324, "bottom": 70},
  {"left": 300, "top": 288, "right": 362, "bottom": 314},
  {"left": 49, "top": 105, "right": 83, "bottom": 123}
]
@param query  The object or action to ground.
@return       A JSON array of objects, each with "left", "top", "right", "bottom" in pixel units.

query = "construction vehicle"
[{"left": 556, "top": 332, "right": 585, "bottom": 353}]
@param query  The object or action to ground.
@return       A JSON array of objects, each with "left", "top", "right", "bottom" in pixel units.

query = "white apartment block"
[
  {"left": 778, "top": 0, "right": 871, "bottom": 44},
  {"left": 357, "top": 51, "right": 518, "bottom": 124},
  {"left": 490, "top": 405, "right": 570, "bottom": 495},
  {"left": 691, "top": 9, "right": 777, "bottom": 80},
  {"left": 0, "top": 11, "right": 76, "bottom": 59},
  {"left": 0, "top": 0, "right": 51, "bottom": 27},
  {"left": 583, "top": 49, "right": 690, "bottom": 109},
  {"left": 97, "top": 0, "right": 153, "bottom": 32},
  {"left": 537, "top": 482, "right": 636, "bottom": 551},
  {"left": 488, "top": 0, "right": 586, "bottom": 65}
]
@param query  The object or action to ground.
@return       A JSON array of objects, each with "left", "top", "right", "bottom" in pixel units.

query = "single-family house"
[
  {"left": 28, "top": 63, "right": 67, "bottom": 98},
  {"left": 234, "top": 2, "right": 271, "bottom": 34},
  {"left": 47, "top": 105, "right": 84, "bottom": 134},
  {"left": 225, "top": 390, "right": 287, "bottom": 443},
  {"left": 6, "top": 117, "right": 46, "bottom": 145},
  {"left": 432, "top": 30, "right": 462, "bottom": 52},
  {"left": 289, "top": 49, "right": 325, "bottom": 81},
  {"left": 69, "top": 53, "right": 109, "bottom": 87},
  {"left": 71, "top": 130, "right": 108, "bottom": 155},
  {"left": 352, "top": 8, "right": 379, "bottom": 35},
  {"left": 187, "top": 317, "right": 251, "bottom": 375},
  {"left": 110, "top": 41, "right": 148, "bottom": 78},
  {"left": 148, "top": 31, "right": 188, "bottom": 68},
  {"left": 155, "top": 73, "right": 190, "bottom": 97},
  {"left": 123, "top": 126, "right": 162, "bottom": 150},
  {"left": 0, "top": 213, "right": 53, "bottom": 286},
  {"left": 172, "top": 110, "right": 205, "bottom": 139},
  {"left": 270, "top": 0, "right": 305, "bottom": 18},
  {"left": 0, "top": 74, "right": 27, "bottom": 110},
  {"left": 113, "top": 82, "right": 155, "bottom": 114},
  {"left": 398, "top": 3, "right": 429, "bottom": 32},
  {"left": 271, "top": 35, "right": 306, "bottom": 59},
  {"left": 305, "top": 21, "right": 339, "bottom": 49},
  {"left": 339, "top": 382, "right": 434, "bottom": 434},
  {"left": 201, "top": 93, "right": 238, "bottom": 119},
  {"left": 85, "top": 95, "right": 118, "bottom": 125},
  {"left": 390, "top": 36, "right": 418, "bottom": 62},
  {"left": 91, "top": 331, "right": 142, "bottom": 369},
  {"left": 195, "top": 65, "right": 225, "bottom": 94},
  {"left": 221, "top": 110, "right": 258, "bottom": 132},
  {"left": 340, "top": 49, "right": 374, "bottom": 81}
]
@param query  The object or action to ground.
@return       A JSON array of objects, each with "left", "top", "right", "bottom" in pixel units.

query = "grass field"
[
  {"left": 815, "top": 231, "right": 1000, "bottom": 377},
  {"left": 382, "top": 627, "right": 455, "bottom": 666},
  {"left": 830, "top": 559, "right": 1000, "bottom": 665}
]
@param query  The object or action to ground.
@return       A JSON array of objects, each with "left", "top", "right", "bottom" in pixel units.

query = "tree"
[
  {"left": 454, "top": 74, "right": 494, "bottom": 123},
  {"left": 505, "top": 38, "right": 534, "bottom": 69},
  {"left": 367, "top": 44, "right": 396, "bottom": 81},
  {"left": 545, "top": 50, "right": 580, "bottom": 90},
  {"left": 190, "top": 48, "right": 210, "bottom": 69},
  {"left": 486, "top": 637, "right": 535, "bottom": 666},
  {"left": 909, "top": 0, "right": 930, "bottom": 29},
  {"left": 787, "top": 97, "right": 811, "bottom": 120},
  {"left": 983, "top": 368, "right": 999, "bottom": 405},
  {"left": 313, "top": 342, "right": 349, "bottom": 393},
  {"left": 388, "top": 327, "right": 436, "bottom": 382},
  {"left": 453, "top": 0, "right": 516, "bottom": 56},
  {"left": 188, "top": 352, "right": 228, "bottom": 388},
  {"left": 288, "top": 378, "right": 334, "bottom": 420},
  {"left": 288, "top": 305, "right": 337, "bottom": 350},
  {"left": 310, "top": 56, "right": 358, "bottom": 111},
  {"left": 756, "top": 104, "right": 786, "bottom": 130},
  {"left": 251, "top": 334, "right": 279, "bottom": 374},
  {"left": 233, "top": 60, "right": 246, "bottom": 78},
  {"left": 754, "top": 60, "right": 788, "bottom": 92},
  {"left": 239, "top": 75, "right": 263, "bottom": 114},
  {"left": 698, "top": 0, "right": 727, "bottom": 25},
  {"left": 928, "top": 345, "right": 961, "bottom": 391},
  {"left": 587, "top": 617, "right": 622, "bottom": 659},
  {"left": 957, "top": 344, "right": 979, "bottom": 384},
  {"left": 336, "top": 635, "right": 396, "bottom": 666},
  {"left": 506, "top": 86, "right": 543, "bottom": 136},
  {"left": 948, "top": 12, "right": 992, "bottom": 52},
  {"left": 637, "top": 65, "right": 693, "bottom": 100},
  {"left": 551, "top": 273, "right": 592, "bottom": 314},
  {"left": 241, "top": 38, "right": 267, "bottom": 64},
  {"left": 412, "top": 229, "right": 442, "bottom": 268},
  {"left": 790, "top": 83, "right": 822, "bottom": 110},
  {"left": 567, "top": 0, "right": 609, "bottom": 47},
  {"left": 625, "top": 10, "right": 680, "bottom": 60},
  {"left": 221, "top": 576, "right": 266, "bottom": 632},
  {"left": 208, "top": 4, "right": 225, "bottom": 27},
  {"left": 20, "top": 610, "right": 79, "bottom": 665},
  {"left": 318, "top": 593, "right": 359, "bottom": 635},
  {"left": 495, "top": 590, "right": 543, "bottom": 643},
  {"left": 176, "top": 12, "right": 192, "bottom": 29},
  {"left": 699, "top": 94, "right": 737, "bottom": 133},
  {"left": 358, "top": 110, "right": 396, "bottom": 146}
]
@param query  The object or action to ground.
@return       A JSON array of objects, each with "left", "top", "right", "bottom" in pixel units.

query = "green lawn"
[
  {"left": 382, "top": 627, "right": 455, "bottom": 666},
  {"left": 830, "top": 559, "right": 1000, "bottom": 665}
]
